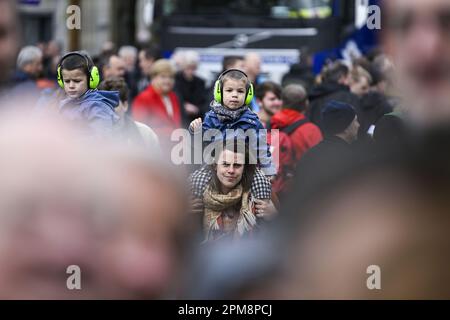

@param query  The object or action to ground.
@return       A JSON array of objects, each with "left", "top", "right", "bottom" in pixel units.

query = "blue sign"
[{"left": 19, "top": 0, "right": 41, "bottom": 5}]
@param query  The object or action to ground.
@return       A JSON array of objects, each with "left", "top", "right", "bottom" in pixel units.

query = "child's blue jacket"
[
  {"left": 201, "top": 103, "right": 276, "bottom": 176},
  {"left": 59, "top": 89, "right": 120, "bottom": 136}
]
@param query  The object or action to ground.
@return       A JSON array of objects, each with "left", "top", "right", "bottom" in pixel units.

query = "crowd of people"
[{"left": 0, "top": 0, "right": 450, "bottom": 299}]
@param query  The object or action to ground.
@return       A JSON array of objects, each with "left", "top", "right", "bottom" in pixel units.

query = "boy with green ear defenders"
[
  {"left": 189, "top": 69, "right": 276, "bottom": 177},
  {"left": 57, "top": 51, "right": 120, "bottom": 137}
]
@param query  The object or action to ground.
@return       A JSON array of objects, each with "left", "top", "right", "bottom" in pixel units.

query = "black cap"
[{"left": 321, "top": 100, "right": 356, "bottom": 135}]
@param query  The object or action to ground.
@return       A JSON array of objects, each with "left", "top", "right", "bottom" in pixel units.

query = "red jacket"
[
  {"left": 270, "top": 109, "right": 322, "bottom": 163},
  {"left": 132, "top": 85, "right": 182, "bottom": 138}
]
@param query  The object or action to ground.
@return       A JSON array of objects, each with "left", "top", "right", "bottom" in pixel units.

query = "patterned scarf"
[
  {"left": 202, "top": 184, "right": 257, "bottom": 242},
  {"left": 210, "top": 101, "right": 248, "bottom": 123}
]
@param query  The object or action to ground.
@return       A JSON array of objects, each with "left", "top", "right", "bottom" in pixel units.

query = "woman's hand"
[
  {"left": 190, "top": 197, "right": 204, "bottom": 215},
  {"left": 254, "top": 199, "right": 278, "bottom": 221},
  {"left": 189, "top": 117, "right": 202, "bottom": 132}
]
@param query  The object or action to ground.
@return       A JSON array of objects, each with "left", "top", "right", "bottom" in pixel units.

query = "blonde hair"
[
  {"left": 150, "top": 59, "right": 176, "bottom": 78},
  {"left": 351, "top": 65, "right": 372, "bottom": 85}
]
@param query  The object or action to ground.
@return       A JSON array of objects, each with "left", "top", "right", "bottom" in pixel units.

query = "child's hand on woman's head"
[{"left": 189, "top": 117, "right": 202, "bottom": 132}]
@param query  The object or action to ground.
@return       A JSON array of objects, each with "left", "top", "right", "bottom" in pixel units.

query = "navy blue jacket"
[
  {"left": 201, "top": 104, "right": 276, "bottom": 175},
  {"left": 59, "top": 89, "right": 120, "bottom": 137}
]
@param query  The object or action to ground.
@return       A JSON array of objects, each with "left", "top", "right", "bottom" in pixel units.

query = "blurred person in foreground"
[
  {"left": 0, "top": 0, "right": 19, "bottom": 92},
  {"left": 249, "top": 130, "right": 450, "bottom": 299},
  {"left": 0, "top": 109, "right": 193, "bottom": 299},
  {"left": 0, "top": 111, "right": 119, "bottom": 299},
  {"left": 382, "top": 0, "right": 450, "bottom": 129}
]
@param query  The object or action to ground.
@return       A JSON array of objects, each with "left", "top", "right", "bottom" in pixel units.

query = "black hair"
[
  {"left": 321, "top": 61, "right": 349, "bottom": 84},
  {"left": 60, "top": 53, "right": 91, "bottom": 77},
  {"left": 141, "top": 44, "right": 162, "bottom": 60}
]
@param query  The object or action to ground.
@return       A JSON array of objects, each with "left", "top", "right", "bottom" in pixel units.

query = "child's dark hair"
[
  {"left": 98, "top": 77, "right": 129, "bottom": 103},
  {"left": 60, "top": 52, "right": 92, "bottom": 77}
]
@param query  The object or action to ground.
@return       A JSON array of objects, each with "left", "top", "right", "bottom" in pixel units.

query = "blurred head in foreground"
[
  {"left": 382, "top": 0, "right": 450, "bottom": 128},
  {"left": 0, "top": 0, "right": 19, "bottom": 85},
  {"left": 0, "top": 110, "right": 192, "bottom": 299},
  {"left": 249, "top": 131, "right": 450, "bottom": 299}
]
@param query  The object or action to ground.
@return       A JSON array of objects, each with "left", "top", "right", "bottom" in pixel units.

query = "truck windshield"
[{"left": 162, "top": 0, "right": 332, "bottom": 18}]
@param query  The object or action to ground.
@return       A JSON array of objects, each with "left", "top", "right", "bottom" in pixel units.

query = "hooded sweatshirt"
[{"left": 59, "top": 89, "right": 120, "bottom": 137}]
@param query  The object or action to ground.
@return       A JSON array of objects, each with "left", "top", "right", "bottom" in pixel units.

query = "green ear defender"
[
  {"left": 213, "top": 79, "right": 222, "bottom": 104},
  {"left": 56, "top": 65, "right": 65, "bottom": 89},
  {"left": 88, "top": 65, "right": 100, "bottom": 89},
  {"left": 245, "top": 82, "right": 254, "bottom": 106},
  {"left": 214, "top": 69, "right": 254, "bottom": 106},
  {"left": 57, "top": 52, "right": 100, "bottom": 89}
]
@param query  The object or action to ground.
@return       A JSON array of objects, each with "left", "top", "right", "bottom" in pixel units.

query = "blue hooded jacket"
[
  {"left": 59, "top": 89, "right": 120, "bottom": 137},
  {"left": 200, "top": 101, "right": 276, "bottom": 176}
]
